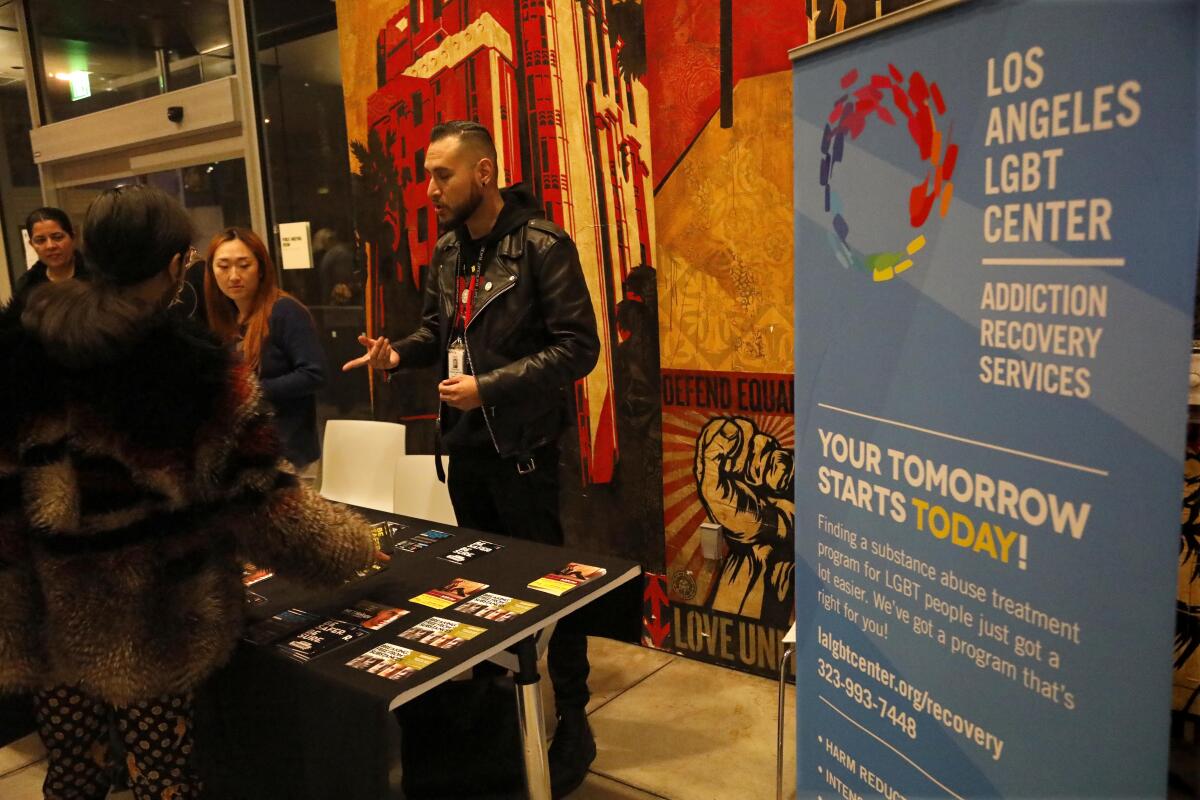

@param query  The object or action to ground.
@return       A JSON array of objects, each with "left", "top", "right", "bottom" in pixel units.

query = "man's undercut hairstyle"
[{"left": 430, "top": 120, "right": 498, "bottom": 164}]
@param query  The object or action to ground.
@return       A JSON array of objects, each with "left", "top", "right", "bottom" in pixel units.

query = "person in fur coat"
[{"left": 0, "top": 184, "right": 377, "bottom": 800}]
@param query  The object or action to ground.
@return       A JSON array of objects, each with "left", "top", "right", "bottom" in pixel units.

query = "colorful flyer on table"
[
  {"left": 528, "top": 563, "right": 607, "bottom": 596},
  {"left": 334, "top": 599, "right": 410, "bottom": 630},
  {"left": 242, "top": 608, "right": 322, "bottom": 645},
  {"left": 346, "top": 643, "right": 440, "bottom": 681},
  {"left": 369, "top": 520, "right": 409, "bottom": 553},
  {"left": 241, "top": 562, "right": 274, "bottom": 586},
  {"left": 275, "top": 618, "right": 369, "bottom": 663},
  {"left": 395, "top": 529, "right": 455, "bottom": 553},
  {"left": 437, "top": 539, "right": 505, "bottom": 565},
  {"left": 397, "top": 616, "right": 487, "bottom": 649},
  {"left": 411, "top": 577, "right": 489, "bottom": 609},
  {"left": 455, "top": 592, "right": 538, "bottom": 622}
]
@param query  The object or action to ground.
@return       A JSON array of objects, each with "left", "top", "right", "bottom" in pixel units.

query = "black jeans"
[{"left": 447, "top": 443, "right": 590, "bottom": 711}]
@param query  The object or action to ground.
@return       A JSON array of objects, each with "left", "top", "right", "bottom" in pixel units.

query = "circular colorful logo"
[{"left": 819, "top": 65, "right": 957, "bottom": 282}]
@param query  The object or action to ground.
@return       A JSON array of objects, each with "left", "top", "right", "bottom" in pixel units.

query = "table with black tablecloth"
[{"left": 199, "top": 509, "right": 641, "bottom": 800}]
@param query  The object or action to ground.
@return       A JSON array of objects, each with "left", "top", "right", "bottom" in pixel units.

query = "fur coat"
[{"left": 0, "top": 282, "right": 374, "bottom": 706}]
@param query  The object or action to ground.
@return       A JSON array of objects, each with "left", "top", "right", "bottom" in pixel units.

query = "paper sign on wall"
[
  {"left": 20, "top": 228, "right": 37, "bottom": 269},
  {"left": 278, "top": 221, "right": 313, "bottom": 270}
]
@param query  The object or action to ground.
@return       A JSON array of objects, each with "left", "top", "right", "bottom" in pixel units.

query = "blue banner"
[{"left": 793, "top": 1, "right": 1198, "bottom": 797}]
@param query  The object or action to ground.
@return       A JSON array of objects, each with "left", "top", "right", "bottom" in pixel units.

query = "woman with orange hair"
[{"left": 206, "top": 228, "right": 326, "bottom": 470}]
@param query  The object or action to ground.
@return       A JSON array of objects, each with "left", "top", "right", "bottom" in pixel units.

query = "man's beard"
[{"left": 440, "top": 183, "right": 484, "bottom": 234}]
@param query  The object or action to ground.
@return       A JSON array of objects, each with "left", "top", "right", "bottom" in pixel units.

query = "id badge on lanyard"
[
  {"left": 449, "top": 246, "right": 483, "bottom": 379},
  {"left": 447, "top": 337, "right": 465, "bottom": 378}
]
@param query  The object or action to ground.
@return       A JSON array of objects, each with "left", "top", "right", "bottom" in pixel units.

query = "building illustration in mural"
[
  {"left": 356, "top": 0, "right": 655, "bottom": 486},
  {"left": 339, "top": 0, "right": 928, "bottom": 680}
]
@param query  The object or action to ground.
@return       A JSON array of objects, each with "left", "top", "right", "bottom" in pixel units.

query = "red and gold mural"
[
  {"left": 337, "top": 0, "right": 923, "bottom": 677},
  {"left": 338, "top": 0, "right": 654, "bottom": 489},
  {"left": 642, "top": 0, "right": 803, "bottom": 675}
]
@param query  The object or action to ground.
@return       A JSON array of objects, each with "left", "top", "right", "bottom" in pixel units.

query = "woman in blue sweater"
[{"left": 204, "top": 227, "right": 326, "bottom": 470}]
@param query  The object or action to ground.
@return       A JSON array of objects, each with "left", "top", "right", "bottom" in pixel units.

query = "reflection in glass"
[
  {"left": 58, "top": 159, "right": 251, "bottom": 252},
  {"left": 0, "top": 1, "right": 41, "bottom": 290},
  {"left": 27, "top": 0, "right": 234, "bottom": 122},
  {"left": 251, "top": 2, "right": 370, "bottom": 423}
]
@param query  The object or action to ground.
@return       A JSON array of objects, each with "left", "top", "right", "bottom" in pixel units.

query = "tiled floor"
[{"left": 0, "top": 638, "right": 796, "bottom": 800}]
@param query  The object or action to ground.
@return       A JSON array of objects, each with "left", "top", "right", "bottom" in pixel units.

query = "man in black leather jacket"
[{"left": 345, "top": 120, "right": 601, "bottom": 797}]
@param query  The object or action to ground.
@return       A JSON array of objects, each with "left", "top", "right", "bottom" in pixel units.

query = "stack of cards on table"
[
  {"left": 242, "top": 563, "right": 274, "bottom": 587},
  {"left": 369, "top": 520, "right": 409, "bottom": 554},
  {"left": 528, "top": 563, "right": 606, "bottom": 596},
  {"left": 396, "top": 529, "right": 454, "bottom": 553},
  {"left": 346, "top": 561, "right": 387, "bottom": 583},
  {"left": 438, "top": 539, "right": 504, "bottom": 565},
  {"left": 411, "top": 577, "right": 488, "bottom": 609},
  {"left": 242, "top": 608, "right": 321, "bottom": 645},
  {"left": 335, "top": 599, "right": 409, "bottom": 630},
  {"left": 346, "top": 644, "right": 440, "bottom": 681},
  {"left": 397, "top": 616, "right": 486, "bottom": 649},
  {"left": 455, "top": 592, "right": 538, "bottom": 622},
  {"left": 276, "top": 618, "right": 369, "bottom": 662}
]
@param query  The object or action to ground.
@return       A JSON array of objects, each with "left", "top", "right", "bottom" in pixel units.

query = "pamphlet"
[
  {"left": 346, "top": 643, "right": 440, "bottom": 681},
  {"left": 455, "top": 592, "right": 538, "bottom": 622},
  {"left": 527, "top": 562, "right": 607, "bottom": 596},
  {"left": 345, "top": 561, "right": 388, "bottom": 583},
  {"left": 411, "top": 577, "right": 489, "bottom": 609},
  {"left": 369, "top": 520, "right": 410, "bottom": 554},
  {"left": 397, "top": 616, "right": 487, "bottom": 649},
  {"left": 395, "top": 529, "right": 454, "bottom": 553},
  {"left": 276, "top": 618, "right": 369, "bottom": 662},
  {"left": 242, "top": 608, "right": 321, "bottom": 645},
  {"left": 242, "top": 562, "right": 274, "bottom": 586},
  {"left": 437, "top": 539, "right": 505, "bottom": 565},
  {"left": 334, "top": 599, "right": 409, "bottom": 630}
]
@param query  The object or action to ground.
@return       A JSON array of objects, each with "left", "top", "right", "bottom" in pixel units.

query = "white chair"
[
  {"left": 318, "top": 420, "right": 406, "bottom": 512},
  {"left": 392, "top": 454, "right": 457, "bottom": 525}
]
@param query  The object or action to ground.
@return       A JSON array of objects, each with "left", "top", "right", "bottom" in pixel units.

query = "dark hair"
[
  {"left": 82, "top": 185, "right": 193, "bottom": 287},
  {"left": 204, "top": 227, "right": 294, "bottom": 372},
  {"left": 430, "top": 120, "right": 498, "bottom": 162},
  {"left": 25, "top": 207, "right": 74, "bottom": 238}
]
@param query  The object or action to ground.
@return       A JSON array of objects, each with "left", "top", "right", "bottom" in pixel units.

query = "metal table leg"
[
  {"left": 515, "top": 635, "right": 552, "bottom": 800},
  {"left": 777, "top": 641, "right": 796, "bottom": 800}
]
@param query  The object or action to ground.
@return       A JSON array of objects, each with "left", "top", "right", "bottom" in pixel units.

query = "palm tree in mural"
[
  {"left": 350, "top": 127, "right": 409, "bottom": 327},
  {"left": 351, "top": 125, "right": 444, "bottom": 435},
  {"left": 606, "top": 0, "right": 647, "bottom": 79},
  {"left": 1176, "top": 454, "right": 1200, "bottom": 714}
]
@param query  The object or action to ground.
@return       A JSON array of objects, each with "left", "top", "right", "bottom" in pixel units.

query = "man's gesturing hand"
[{"left": 342, "top": 334, "right": 400, "bottom": 372}]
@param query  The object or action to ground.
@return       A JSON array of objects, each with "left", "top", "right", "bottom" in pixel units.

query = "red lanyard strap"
[
  {"left": 454, "top": 246, "right": 487, "bottom": 329},
  {"left": 455, "top": 273, "right": 479, "bottom": 326}
]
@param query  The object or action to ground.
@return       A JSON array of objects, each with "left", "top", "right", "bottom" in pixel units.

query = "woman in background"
[
  {"left": 12, "top": 207, "right": 89, "bottom": 303},
  {"left": 205, "top": 228, "right": 326, "bottom": 471},
  {"left": 0, "top": 185, "right": 376, "bottom": 799}
]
